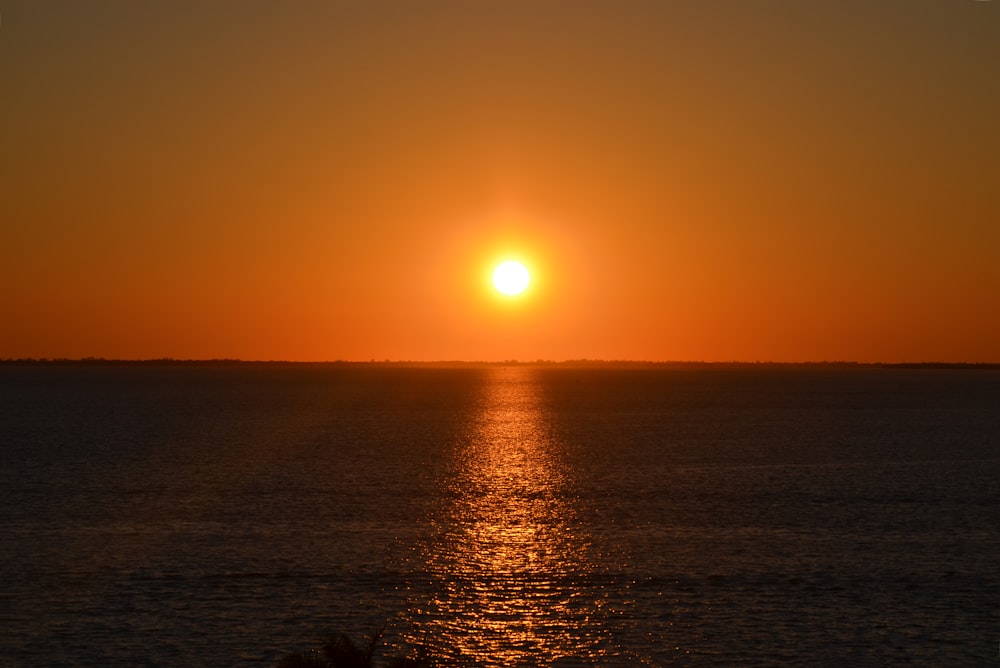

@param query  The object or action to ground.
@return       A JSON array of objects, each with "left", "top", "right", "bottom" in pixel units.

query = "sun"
[{"left": 492, "top": 260, "right": 530, "bottom": 296}]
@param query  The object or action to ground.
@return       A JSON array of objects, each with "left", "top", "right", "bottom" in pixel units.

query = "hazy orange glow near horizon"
[{"left": 1, "top": 2, "right": 998, "bottom": 362}]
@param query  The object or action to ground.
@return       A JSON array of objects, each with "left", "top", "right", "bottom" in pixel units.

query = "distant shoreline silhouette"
[{"left": 0, "top": 358, "right": 997, "bottom": 370}]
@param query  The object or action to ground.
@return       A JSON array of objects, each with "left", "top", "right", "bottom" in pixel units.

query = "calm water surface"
[{"left": 1, "top": 364, "right": 998, "bottom": 666}]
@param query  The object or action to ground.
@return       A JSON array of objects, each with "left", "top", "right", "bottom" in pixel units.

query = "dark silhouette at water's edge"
[
  {"left": 274, "top": 625, "right": 595, "bottom": 667},
  {"left": 275, "top": 626, "right": 447, "bottom": 668}
]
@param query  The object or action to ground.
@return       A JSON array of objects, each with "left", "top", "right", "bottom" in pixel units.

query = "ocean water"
[{"left": 1, "top": 364, "right": 997, "bottom": 666}]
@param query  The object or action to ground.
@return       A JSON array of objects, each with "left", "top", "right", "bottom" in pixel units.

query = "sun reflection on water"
[{"left": 402, "top": 366, "right": 616, "bottom": 665}]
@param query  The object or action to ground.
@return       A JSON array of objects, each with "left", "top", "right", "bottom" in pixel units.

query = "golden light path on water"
[{"left": 401, "top": 366, "right": 621, "bottom": 665}]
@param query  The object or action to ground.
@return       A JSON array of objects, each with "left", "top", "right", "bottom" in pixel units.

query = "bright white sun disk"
[{"left": 493, "top": 261, "right": 530, "bottom": 295}]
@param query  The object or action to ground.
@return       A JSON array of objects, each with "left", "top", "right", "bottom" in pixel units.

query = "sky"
[{"left": 2, "top": 1, "right": 998, "bottom": 362}]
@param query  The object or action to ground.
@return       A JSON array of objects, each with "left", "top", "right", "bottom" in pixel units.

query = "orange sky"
[{"left": 2, "top": 1, "right": 998, "bottom": 362}]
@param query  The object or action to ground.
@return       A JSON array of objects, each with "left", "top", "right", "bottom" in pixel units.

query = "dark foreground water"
[{"left": 1, "top": 364, "right": 997, "bottom": 666}]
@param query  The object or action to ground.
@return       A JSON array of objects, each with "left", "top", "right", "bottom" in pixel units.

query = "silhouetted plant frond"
[{"left": 361, "top": 622, "right": 388, "bottom": 664}]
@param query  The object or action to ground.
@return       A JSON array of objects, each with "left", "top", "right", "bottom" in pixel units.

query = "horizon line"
[{"left": 2, "top": 357, "right": 998, "bottom": 369}]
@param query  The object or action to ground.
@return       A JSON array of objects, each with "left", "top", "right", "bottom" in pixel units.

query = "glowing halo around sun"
[{"left": 492, "top": 260, "right": 530, "bottom": 296}]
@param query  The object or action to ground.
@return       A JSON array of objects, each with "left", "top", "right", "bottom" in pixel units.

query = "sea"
[{"left": 1, "top": 363, "right": 997, "bottom": 666}]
